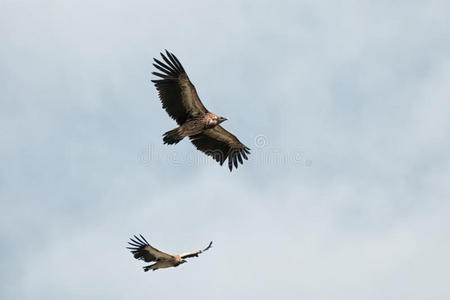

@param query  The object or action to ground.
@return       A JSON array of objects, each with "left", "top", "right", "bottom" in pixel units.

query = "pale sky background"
[{"left": 1, "top": 0, "right": 450, "bottom": 299}]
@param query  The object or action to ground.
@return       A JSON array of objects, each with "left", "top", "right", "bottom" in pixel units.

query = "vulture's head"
[{"left": 218, "top": 116, "right": 227, "bottom": 124}]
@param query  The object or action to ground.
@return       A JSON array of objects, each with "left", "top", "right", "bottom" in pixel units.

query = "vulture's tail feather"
[
  {"left": 143, "top": 265, "right": 153, "bottom": 272},
  {"left": 163, "top": 128, "right": 184, "bottom": 145}
]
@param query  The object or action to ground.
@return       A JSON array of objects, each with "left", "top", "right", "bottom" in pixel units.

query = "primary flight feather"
[{"left": 152, "top": 50, "right": 250, "bottom": 171}]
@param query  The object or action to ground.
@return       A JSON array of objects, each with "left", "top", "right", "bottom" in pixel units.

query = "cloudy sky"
[{"left": 1, "top": 0, "right": 450, "bottom": 299}]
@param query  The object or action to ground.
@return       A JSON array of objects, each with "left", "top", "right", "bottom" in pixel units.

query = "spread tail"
[
  {"left": 143, "top": 265, "right": 157, "bottom": 272},
  {"left": 163, "top": 127, "right": 184, "bottom": 145}
]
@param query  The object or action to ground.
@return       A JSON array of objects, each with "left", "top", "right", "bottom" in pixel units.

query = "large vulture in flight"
[
  {"left": 152, "top": 50, "right": 250, "bottom": 171},
  {"left": 127, "top": 234, "right": 213, "bottom": 272}
]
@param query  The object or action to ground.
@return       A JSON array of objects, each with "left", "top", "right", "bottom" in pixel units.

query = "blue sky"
[{"left": 1, "top": 0, "right": 450, "bottom": 299}]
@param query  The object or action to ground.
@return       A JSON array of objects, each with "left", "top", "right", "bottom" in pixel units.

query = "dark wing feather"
[
  {"left": 126, "top": 234, "right": 174, "bottom": 262},
  {"left": 180, "top": 241, "right": 213, "bottom": 259},
  {"left": 189, "top": 126, "right": 250, "bottom": 171},
  {"left": 152, "top": 50, "right": 208, "bottom": 125}
]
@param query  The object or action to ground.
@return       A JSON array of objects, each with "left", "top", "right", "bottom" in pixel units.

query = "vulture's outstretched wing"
[
  {"left": 127, "top": 235, "right": 174, "bottom": 262},
  {"left": 152, "top": 50, "right": 208, "bottom": 125},
  {"left": 180, "top": 241, "right": 213, "bottom": 259},
  {"left": 189, "top": 126, "right": 250, "bottom": 171}
]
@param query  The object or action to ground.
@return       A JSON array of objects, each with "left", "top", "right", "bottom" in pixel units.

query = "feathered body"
[
  {"left": 143, "top": 254, "right": 184, "bottom": 272},
  {"left": 163, "top": 112, "right": 226, "bottom": 144}
]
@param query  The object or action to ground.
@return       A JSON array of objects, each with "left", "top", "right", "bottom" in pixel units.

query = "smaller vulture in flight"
[
  {"left": 127, "top": 234, "right": 213, "bottom": 272},
  {"left": 152, "top": 50, "right": 250, "bottom": 171}
]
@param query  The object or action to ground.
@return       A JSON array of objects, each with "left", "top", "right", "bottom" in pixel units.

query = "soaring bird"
[
  {"left": 127, "top": 234, "right": 213, "bottom": 272},
  {"left": 152, "top": 50, "right": 250, "bottom": 171}
]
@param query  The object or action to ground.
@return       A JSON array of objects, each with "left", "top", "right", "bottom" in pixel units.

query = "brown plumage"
[
  {"left": 127, "top": 234, "right": 213, "bottom": 272},
  {"left": 152, "top": 50, "right": 250, "bottom": 171}
]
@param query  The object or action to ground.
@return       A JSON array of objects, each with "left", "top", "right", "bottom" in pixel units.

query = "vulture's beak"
[{"left": 219, "top": 117, "right": 228, "bottom": 123}]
